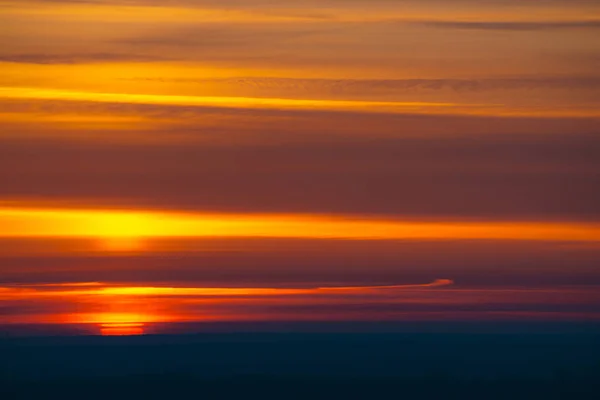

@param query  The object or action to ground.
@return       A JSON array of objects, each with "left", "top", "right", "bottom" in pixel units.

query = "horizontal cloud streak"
[
  {"left": 420, "top": 20, "right": 600, "bottom": 31},
  {"left": 318, "top": 279, "right": 454, "bottom": 291},
  {"left": 0, "top": 53, "right": 169, "bottom": 65},
  {"left": 1, "top": 206, "right": 600, "bottom": 243},
  {"left": 129, "top": 75, "right": 600, "bottom": 92},
  {"left": 2, "top": 87, "right": 597, "bottom": 121},
  {"left": 0, "top": 87, "right": 499, "bottom": 116},
  {"left": 0, "top": 279, "right": 454, "bottom": 297},
  {"left": 2, "top": 281, "right": 600, "bottom": 327},
  {"left": 0, "top": 279, "right": 456, "bottom": 325}
]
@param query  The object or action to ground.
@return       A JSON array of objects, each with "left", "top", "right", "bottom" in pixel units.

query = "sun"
[{"left": 91, "top": 212, "right": 156, "bottom": 251}]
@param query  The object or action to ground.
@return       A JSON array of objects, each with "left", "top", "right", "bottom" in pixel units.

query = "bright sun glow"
[
  {"left": 2, "top": 206, "right": 600, "bottom": 253},
  {"left": 90, "top": 213, "right": 158, "bottom": 251}
]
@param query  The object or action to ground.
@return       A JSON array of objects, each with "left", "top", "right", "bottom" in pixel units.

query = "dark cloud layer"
[
  {"left": 1, "top": 124, "right": 599, "bottom": 220},
  {"left": 1, "top": 238, "right": 599, "bottom": 286}
]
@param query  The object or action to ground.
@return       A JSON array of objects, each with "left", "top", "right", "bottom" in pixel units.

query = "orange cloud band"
[
  {"left": 0, "top": 280, "right": 454, "bottom": 326},
  {"left": 1, "top": 206, "right": 599, "bottom": 245}
]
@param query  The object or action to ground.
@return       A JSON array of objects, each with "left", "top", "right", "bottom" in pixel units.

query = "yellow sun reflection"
[
  {"left": 100, "top": 323, "right": 145, "bottom": 336},
  {"left": 70, "top": 312, "right": 154, "bottom": 335}
]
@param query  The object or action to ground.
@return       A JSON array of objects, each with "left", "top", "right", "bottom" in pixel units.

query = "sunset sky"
[{"left": 1, "top": 0, "right": 599, "bottom": 334}]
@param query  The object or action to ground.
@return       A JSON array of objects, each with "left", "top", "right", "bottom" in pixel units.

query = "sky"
[{"left": 1, "top": 0, "right": 599, "bottom": 334}]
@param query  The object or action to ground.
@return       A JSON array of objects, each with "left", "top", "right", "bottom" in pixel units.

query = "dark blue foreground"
[{"left": 2, "top": 331, "right": 599, "bottom": 399}]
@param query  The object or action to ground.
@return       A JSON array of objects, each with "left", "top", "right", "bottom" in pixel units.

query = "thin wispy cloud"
[
  {"left": 420, "top": 20, "right": 600, "bottom": 31},
  {"left": 0, "top": 53, "right": 170, "bottom": 64},
  {"left": 126, "top": 76, "right": 600, "bottom": 92}
]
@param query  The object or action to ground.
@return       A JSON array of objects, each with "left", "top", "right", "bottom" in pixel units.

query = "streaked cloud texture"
[{"left": 0, "top": 0, "right": 599, "bottom": 331}]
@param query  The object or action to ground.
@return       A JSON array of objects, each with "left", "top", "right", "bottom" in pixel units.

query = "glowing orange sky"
[{"left": 1, "top": 0, "right": 599, "bottom": 332}]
